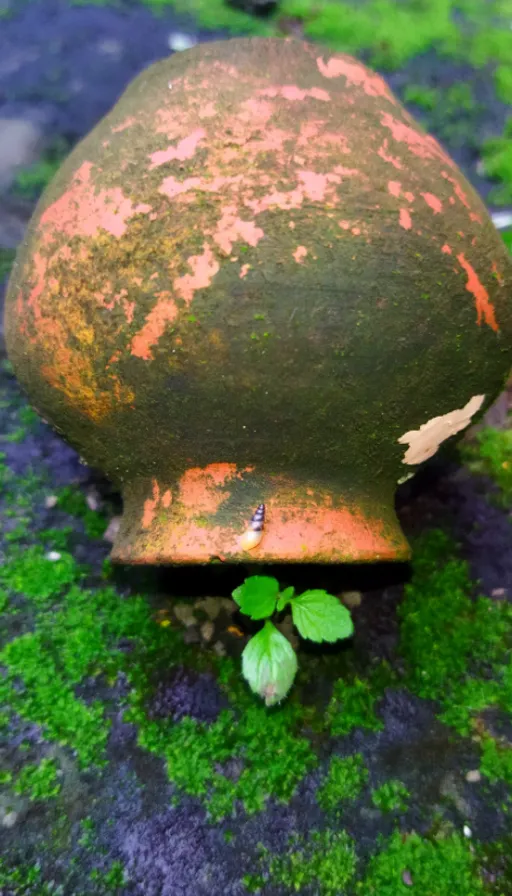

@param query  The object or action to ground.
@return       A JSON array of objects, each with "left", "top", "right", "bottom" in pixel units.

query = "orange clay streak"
[{"left": 456, "top": 252, "right": 498, "bottom": 332}]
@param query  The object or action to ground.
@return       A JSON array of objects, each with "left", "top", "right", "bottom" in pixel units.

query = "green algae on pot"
[{"left": 5, "top": 38, "right": 512, "bottom": 565}]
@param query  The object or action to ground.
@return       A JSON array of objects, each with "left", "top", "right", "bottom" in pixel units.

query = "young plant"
[{"left": 232, "top": 576, "right": 354, "bottom": 706}]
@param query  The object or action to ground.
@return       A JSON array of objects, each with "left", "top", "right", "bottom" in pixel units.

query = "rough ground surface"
[{"left": 1, "top": 1, "right": 512, "bottom": 894}]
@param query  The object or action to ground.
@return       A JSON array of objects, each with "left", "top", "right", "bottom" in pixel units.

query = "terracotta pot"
[{"left": 5, "top": 38, "right": 512, "bottom": 564}]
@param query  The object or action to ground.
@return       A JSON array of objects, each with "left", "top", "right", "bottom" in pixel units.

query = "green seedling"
[{"left": 232, "top": 576, "right": 354, "bottom": 706}]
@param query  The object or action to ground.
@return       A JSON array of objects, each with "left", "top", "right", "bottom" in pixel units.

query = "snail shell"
[{"left": 239, "top": 504, "right": 265, "bottom": 551}]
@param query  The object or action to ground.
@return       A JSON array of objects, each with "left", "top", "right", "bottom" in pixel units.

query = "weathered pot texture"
[{"left": 5, "top": 38, "right": 512, "bottom": 564}]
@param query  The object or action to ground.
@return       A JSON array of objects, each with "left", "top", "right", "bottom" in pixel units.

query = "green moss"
[
  {"left": 359, "top": 830, "right": 485, "bottom": 895},
  {"left": 460, "top": 426, "right": 512, "bottom": 503},
  {"left": 12, "top": 139, "right": 69, "bottom": 201},
  {"left": 403, "top": 84, "right": 439, "bottom": 111},
  {"left": 482, "top": 118, "right": 512, "bottom": 205},
  {"left": 89, "top": 861, "right": 127, "bottom": 891},
  {"left": 317, "top": 753, "right": 368, "bottom": 811},
  {"left": 399, "top": 530, "right": 512, "bottom": 736},
  {"left": 480, "top": 736, "right": 512, "bottom": 787},
  {"left": 128, "top": 698, "right": 316, "bottom": 821},
  {"left": 245, "top": 829, "right": 357, "bottom": 895},
  {"left": 371, "top": 779, "right": 410, "bottom": 813},
  {"left": 13, "top": 758, "right": 61, "bottom": 801},
  {"left": 325, "top": 669, "right": 387, "bottom": 736},
  {"left": 0, "top": 248, "right": 15, "bottom": 282},
  {"left": 495, "top": 65, "right": 512, "bottom": 104},
  {"left": 0, "top": 860, "right": 52, "bottom": 895},
  {"left": 0, "top": 546, "right": 83, "bottom": 607},
  {"left": 55, "top": 486, "right": 108, "bottom": 538}
]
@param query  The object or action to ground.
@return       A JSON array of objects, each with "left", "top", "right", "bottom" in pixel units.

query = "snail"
[{"left": 240, "top": 504, "right": 265, "bottom": 551}]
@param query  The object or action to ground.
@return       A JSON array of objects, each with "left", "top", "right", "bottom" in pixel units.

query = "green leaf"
[
  {"left": 276, "top": 585, "right": 295, "bottom": 612},
  {"left": 241, "top": 620, "right": 298, "bottom": 706},
  {"left": 232, "top": 576, "right": 280, "bottom": 620},
  {"left": 291, "top": 590, "right": 354, "bottom": 643}
]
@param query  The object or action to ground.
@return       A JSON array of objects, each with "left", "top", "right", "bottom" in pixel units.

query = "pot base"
[{"left": 111, "top": 469, "right": 410, "bottom": 565}]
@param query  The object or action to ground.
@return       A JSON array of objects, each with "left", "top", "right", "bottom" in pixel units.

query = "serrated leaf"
[
  {"left": 232, "top": 576, "right": 280, "bottom": 620},
  {"left": 291, "top": 590, "right": 354, "bottom": 643},
  {"left": 276, "top": 585, "right": 295, "bottom": 612},
  {"left": 242, "top": 620, "right": 298, "bottom": 706}
]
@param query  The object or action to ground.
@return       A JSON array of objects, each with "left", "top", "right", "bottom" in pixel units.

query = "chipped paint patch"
[
  {"left": 316, "top": 55, "right": 396, "bottom": 105},
  {"left": 142, "top": 480, "right": 160, "bottom": 528},
  {"left": 130, "top": 291, "right": 179, "bottom": 360},
  {"left": 213, "top": 207, "right": 264, "bottom": 255},
  {"left": 149, "top": 128, "right": 206, "bottom": 169},
  {"left": 457, "top": 252, "right": 498, "bottom": 332},
  {"left": 380, "top": 113, "right": 454, "bottom": 167},
  {"left": 398, "top": 395, "right": 485, "bottom": 465},
  {"left": 293, "top": 245, "right": 308, "bottom": 263},
  {"left": 178, "top": 463, "right": 239, "bottom": 514},
  {"left": 399, "top": 208, "right": 412, "bottom": 230},
  {"left": 40, "top": 161, "right": 152, "bottom": 242},
  {"left": 174, "top": 243, "right": 220, "bottom": 305},
  {"left": 377, "top": 140, "right": 403, "bottom": 169},
  {"left": 259, "top": 85, "right": 330, "bottom": 102},
  {"left": 422, "top": 192, "right": 443, "bottom": 213}
]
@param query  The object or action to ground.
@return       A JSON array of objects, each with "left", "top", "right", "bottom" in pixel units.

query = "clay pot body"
[{"left": 5, "top": 38, "right": 512, "bottom": 563}]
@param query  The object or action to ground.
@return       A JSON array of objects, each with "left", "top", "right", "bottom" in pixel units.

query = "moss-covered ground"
[{"left": 1, "top": 0, "right": 512, "bottom": 893}]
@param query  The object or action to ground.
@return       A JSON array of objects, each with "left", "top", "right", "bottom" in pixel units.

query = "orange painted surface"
[
  {"left": 441, "top": 243, "right": 452, "bottom": 254},
  {"left": 121, "top": 486, "right": 407, "bottom": 564},
  {"left": 178, "top": 463, "right": 241, "bottom": 514},
  {"left": 457, "top": 252, "right": 499, "bottom": 332}
]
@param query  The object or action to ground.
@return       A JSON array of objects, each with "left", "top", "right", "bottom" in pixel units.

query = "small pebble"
[
  {"left": 213, "top": 640, "right": 227, "bottom": 657},
  {"left": 173, "top": 603, "right": 197, "bottom": 628},
  {"left": 491, "top": 588, "right": 506, "bottom": 598},
  {"left": 466, "top": 769, "right": 481, "bottom": 783},
  {"left": 193, "top": 596, "right": 222, "bottom": 620},
  {"left": 463, "top": 824, "right": 472, "bottom": 838},
  {"left": 341, "top": 590, "right": 362, "bottom": 609},
  {"left": 402, "top": 870, "right": 413, "bottom": 887},
  {"left": 200, "top": 621, "right": 215, "bottom": 643},
  {"left": 45, "top": 551, "right": 61, "bottom": 562},
  {"left": 491, "top": 210, "right": 512, "bottom": 230},
  {"left": 103, "top": 516, "right": 121, "bottom": 544},
  {"left": 2, "top": 811, "right": 18, "bottom": 828},
  {"left": 167, "top": 32, "right": 197, "bottom": 52},
  {"left": 44, "top": 495, "right": 58, "bottom": 509},
  {"left": 86, "top": 493, "right": 100, "bottom": 511}
]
